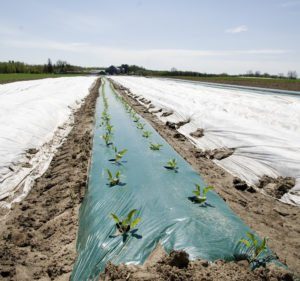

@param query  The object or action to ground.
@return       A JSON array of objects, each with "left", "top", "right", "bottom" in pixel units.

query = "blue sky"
[{"left": 0, "top": 0, "right": 299, "bottom": 74}]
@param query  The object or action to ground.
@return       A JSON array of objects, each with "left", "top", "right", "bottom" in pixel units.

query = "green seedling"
[
  {"left": 114, "top": 147, "right": 128, "bottom": 162},
  {"left": 150, "top": 143, "right": 163, "bottom": 151},
  {"left": 192, "top": 184, "right": 214, "bottom": 204},
  {"left": 102, "top": 133, "right": 112, "bottom": 146},
  {"left": 239, "top": 232, "right": 270, "bottom": 264},
  {"left": 137, "top": 122, "right": 145, "bottom": 130},
  {"left": 101, "top": 111, "right": 110, "bottom": 122},
  {"left": 142, "top": 131, "right": 152, "bottom": 138},
  {"left": 104, "top": 116, "right": 111, "bottom": 123},
  {"left": 107, "top": 169, "right": 121, "bottom": 186},
  {"left": 106, "top": 123, "right": 114, "bottom": 134},
  {"left": 133, "top": 116, "right": 140, "bottom": 122},
  {"left": 165, "top": 159, "right": 178, "bottom": 170},
  {"left": 111, "top": 209, "right": 141, "bottom": 234}
]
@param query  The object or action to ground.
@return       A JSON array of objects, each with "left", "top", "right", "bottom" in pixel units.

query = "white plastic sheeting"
[
  {"left": 0, "top": 76, "right": 97, "bottom": 208},
  {"left": 111, "top": 76, "right": 300, "bottom": 206}
]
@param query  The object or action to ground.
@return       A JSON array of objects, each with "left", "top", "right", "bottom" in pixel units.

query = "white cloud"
[
  {"left": 0, "top": 39, "right": 297, "bottom": 75},
  {"left": 0, "top": 25, "right": 22, "bottom": 36},
  {"left": 225, "top": 25, "right": 248, "bottom": 34},
  {"left": 2, "top": 39, "right": 290, "bottom": 57}
]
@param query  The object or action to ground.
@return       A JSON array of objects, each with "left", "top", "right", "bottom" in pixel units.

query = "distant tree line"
[
  {"left": 2, "top": 60, "right": 297, "bottom": 80},
  {"left": 105, "top": 64, "right": 298, "bottom": 79},
  {"left": 242, "top": 70, "right": 298, "bottom": 79},
  {"left": 0, "top": 59, "right": 85, "bottom": 74}
]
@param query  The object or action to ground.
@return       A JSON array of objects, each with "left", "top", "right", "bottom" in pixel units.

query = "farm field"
[
  {"left": 0, "top": 76, "right": 97, "bottom": 209},
  {"left": 72, "top": 79, "right": 267, "bottom": 280},
  {"left": 109, "top": 77, "right": 300, "bottom": 275},
  {"left": 1, "top": 0, "right": 299, "bottom": 280},
  {"left": 156, "top": 76, "right": 300, "bottom": 91},
  {"left": 111, "top": 76, "right": 300, "bottom": 206},
  {"left": 0, "top": 73, "right": 88, "bottom": 84},
  {"left": 0, "top": 77, "right": 299, "bottom": 281}
]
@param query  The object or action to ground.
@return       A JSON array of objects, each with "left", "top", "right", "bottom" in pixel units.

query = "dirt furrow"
[{"left": 0, "top": 78, "right": 100, "bottom": 281}]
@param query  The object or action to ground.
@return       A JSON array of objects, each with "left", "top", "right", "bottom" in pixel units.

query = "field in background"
[
  {"left": 0, "top": 73, "right": 88, "bottom": 84},
  {"left": 159, "top": 76, "right": 300, "bottom": 91},
  {"left": 1, "top": 73, "right": 300, "bottom": 91}
]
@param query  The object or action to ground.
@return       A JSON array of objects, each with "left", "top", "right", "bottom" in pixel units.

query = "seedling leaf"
[
  {"left": 111, "top": 209, "right": 141, "bottom": 235},
  {"left": 203, "top": 186, "right": 214, "bottom": 196},
  {"left": 111, "top": 213, "right": 120, "bottom": 224},
  {"left": 107, "top": 169, "right": 121, "bottom": 186},
  {"left": 127, "top": 209, "right": 137, "bottom": 221},
  {"left": 130, "top": 217, "right": 141, "bottom": 229},
  {"left": 166, "top": 159, "right": 178, "bottom": 169},
  {"left": 142, "top": 131, "right": 152, "bottom": 138},
  {"left": 192, "top": 190, "right": 200, "bottom": 197},
  {"left": 150, "top": 143, "right": 163, "bottom": 150},
  {"left": 191, "top": 184, "right": 214, "bottom": 204},
  {"left": 107, "top": 169, "right": 112, "bottom": 179},
  {"left": 238, "top": 232, "right": 271, "bottom": 265},
  {"left": 240, "top": 238, "right": 251, "bottom": 248}
]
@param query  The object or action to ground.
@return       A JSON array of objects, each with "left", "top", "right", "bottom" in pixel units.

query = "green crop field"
[
  {"left": 0, "top": 73, "right": 88, "bottom": 84},
  {"left": 162, "top": 76, "right": 300, "bottom": 91}
]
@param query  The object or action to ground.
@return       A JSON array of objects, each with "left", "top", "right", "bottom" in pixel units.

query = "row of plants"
[
  {"left": 100, "top": 83, "right": 273, "bottom": 268},
  {"left": 99, "top": 85, "right": 141, "bottom": 238}
]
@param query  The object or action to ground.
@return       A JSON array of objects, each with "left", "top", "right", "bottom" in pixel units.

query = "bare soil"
[
  {"left": 100, "top": 246, "right": 294, "bottom": 281},
  {"left": 0, "top": 78, "right": 100, "bottom": 281},
  {"left": 111, "top": 80, "right": 300, "bottom": 278}
]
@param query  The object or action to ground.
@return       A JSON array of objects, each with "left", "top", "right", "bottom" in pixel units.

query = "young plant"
[
  {"left": 133, "top": 116, "right": 140, "bottom": 123},
  {"left": 106, "top": 123, "right": 114, "bottom": 134},
  {"left": 111, "top": 209, "right": 141, "bottom": 234},
  {"left": 150, "top": 143, "right": 163, "bottom": 151},
  {"left": 107, "top": 169, "right": 121, "bottom": 186},
  {"left": 192, "top": 184, "right": 214, "bottom": 204},
  {"left": 136, "top": 122, "right": 145, "bottom": 130},
  {"left": 103, "top": 100, "right": 108, "bottom": 108},
  {"left": 102, "top": 133, "right": 112, "bottom": 146},
  {"left": 239, "top": 232, "right": 270, "bottom": 264},
  {"left": 114, "top": 147, "right": 128, "bottom": 163},
  {"left": 165, "top": 158, "right": 178, "bottom": 170},
  {"left": 142, "top": 131, "right": 152, "bottom": 138},
  {"left": 101, "top": 112, "right": 111, "bottom": 122}
]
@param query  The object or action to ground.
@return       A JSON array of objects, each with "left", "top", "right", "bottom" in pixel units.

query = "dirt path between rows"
[
  {"left": 0, "top": 78, "right": 100, "bottom": 281},
  {"left": 111, "top": 80, "right": 300, "bottom": 277}
]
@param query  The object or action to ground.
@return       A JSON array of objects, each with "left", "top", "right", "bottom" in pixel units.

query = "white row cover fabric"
[
  {"left": 111, "top": 76, "right": 300, "bottom": 206},
  {"left": 0, "top": 76, "right": 97, "bottom": 208}
]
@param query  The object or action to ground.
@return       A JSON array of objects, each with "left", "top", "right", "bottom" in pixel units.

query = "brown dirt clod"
[
  {"left": 190, "top": 128, "right": 204, "bottom": 138},
  {"left": 258, "top": 175, "right": 296, "bottom": 199}
]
